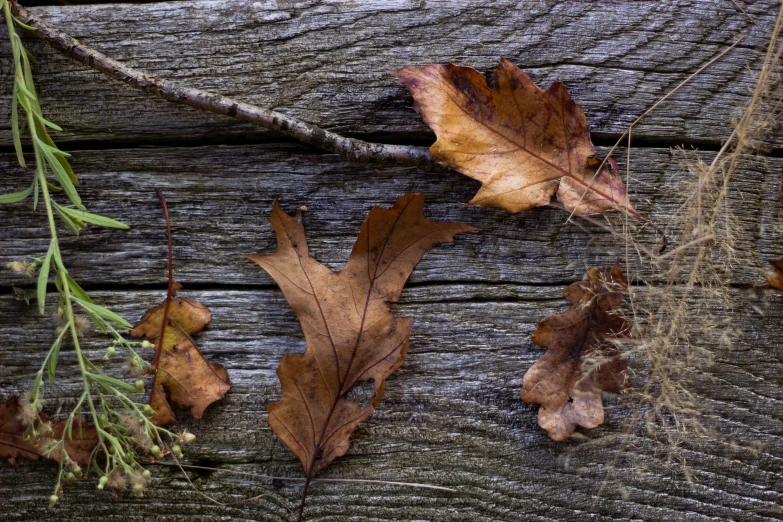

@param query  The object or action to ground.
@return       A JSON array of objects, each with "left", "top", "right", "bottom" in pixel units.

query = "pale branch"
[{"left": 8, "top": 2, "right": 444, "bottom": 172}]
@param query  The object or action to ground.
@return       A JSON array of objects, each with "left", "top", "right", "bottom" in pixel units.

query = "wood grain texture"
[
  {"left": 0, "top": 0, "right": 778, "bottom": 147},
  {"left": 2, "top": 0, "right": 783, "bottom": 520},
  {"left": 2, "top": 144, "right": 782, "bottom": 288},
  {"left": 1, "top": 285, "right": 783, "bottom": 521}
]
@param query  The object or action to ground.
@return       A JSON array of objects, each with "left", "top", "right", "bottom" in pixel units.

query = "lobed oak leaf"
[
  {"left": 396, "top": 58, "right": 636, "bottom": 217},
  {"left": 521, "top": 265, "right": 630, "bottom": 441},
  {"left": 244, "top": 193, "right": 475, "bottom": 512},
  {"left": 130, "top": 286, "right": 230, "bottom": 425}
]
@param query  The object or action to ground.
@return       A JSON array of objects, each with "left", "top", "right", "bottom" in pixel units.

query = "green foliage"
[{"left": 1, "top": 1, "right": 191, "bottom": 503}]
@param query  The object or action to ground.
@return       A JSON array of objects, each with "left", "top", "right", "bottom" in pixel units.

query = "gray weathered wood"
[
  {"left": 2, "top": 0, "right": 783, "bottom": 520},
  {"left": 2, "top": 144, "right": 783, "bottom": 289},
  {"left": 2, "top": 285, "right": 783, "bottom": 521},
  {"left": 0, "top": 0, "right": 778, "bottom": 148}
]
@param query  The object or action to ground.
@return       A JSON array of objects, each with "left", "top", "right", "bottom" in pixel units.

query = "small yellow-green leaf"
[
  {"left": 37, "top": 240, "right": 54, "bottom": 315},
  {"left": 55, "top": 204, "right": 84, "bottom": 235},
  {"left": 0, "top": 184, "right": 33, "bottom": 204},
  {"left": 12, "top": 16, "right": 38, "bottom": 32},
  {"left": 73, "top": 297, "right": 132, "bottom": 330},
  {"left": 58, "top": 207, "right": 130, "bottom": 230}
]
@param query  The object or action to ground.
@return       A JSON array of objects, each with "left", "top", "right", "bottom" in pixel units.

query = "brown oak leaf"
[
  {"left": 396, "top": 59, "right": 637, "bottom": 217},
  {"left": 521, "top": 265, "right": 630, "bottom": 441},
  {"left": 130, "top": 190, "right": 230, "bottom": 425},
  {"left": 244, "top": 193, "right": 475, "bottom": 516}
]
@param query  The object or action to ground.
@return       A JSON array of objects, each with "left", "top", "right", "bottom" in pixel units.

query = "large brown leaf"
[
  {"left": 396, "top": 59, "right": 636, "bottom": 217},
  {"left": 244, "top": 193, "right": 475, "bottom": 484},
  {"left": 521, "top": 265, "right": 630, "bottom": 441}
]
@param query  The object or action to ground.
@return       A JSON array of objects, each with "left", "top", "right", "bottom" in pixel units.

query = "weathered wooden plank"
[
  {"left": 1, "top": 285, "right": 782, "bottom": 521},
  {"left": 2, "top": 143, "right": 781, "bottom": 288},
  {"left": 0, "top": 0, "right": 778, "bottom": 147}
]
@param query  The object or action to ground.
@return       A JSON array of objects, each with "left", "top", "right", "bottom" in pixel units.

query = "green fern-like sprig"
[{"left": 1, "top": 1, "right": 192, "bottom": 505}]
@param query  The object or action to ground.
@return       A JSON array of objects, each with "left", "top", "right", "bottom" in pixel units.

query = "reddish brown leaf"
[
  {"left": 768, "top": 259, "right": 783, "bottom": 290},
  {"left": 521, "top": 265, "right": 630, "bottom": 441},
  {"left": 396, "top": 59, "right": 636, "bottom": 217},
  {"left": 0, "top": 396, "right": 98, "bottom": 468},
  {"left": 130, "top": 190, "right": 230, "bottom": 425},
  {"left": 244, "top": 193, "right": 475, "bottom": 508},
  {"left": 0, "top": 396, "right": 45, "bottom": 466}
]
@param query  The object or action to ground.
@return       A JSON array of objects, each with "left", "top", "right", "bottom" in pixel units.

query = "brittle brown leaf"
[
  {"left": 521, "top": 265, "right": 630, "bottom": 441},
  {"left": 48, "top": 417, "right": 98, "bottom": 466},
  {"left": 0, "top": 396, "right": 45, "bottom": 466},
  {"left": 396, "top": 59, "right": 636, "bottom": 217},
  {"left": 244, "top": 193, "right": 475, "bottom": 485},
  {"left": 131, "top": 288, "right": 230, "bottom": 425},
  {"left": 0, "top": 396, "right": 98, "bottom": 468}
]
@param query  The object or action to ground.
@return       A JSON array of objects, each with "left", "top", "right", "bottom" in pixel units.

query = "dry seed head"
[
  {"left": 6, "top": 260, "right": 31, "bottom": 276},
  {"left": 129, "top": 469, "right": 148, "bottom": 486},
  {"left": 119, "top": 413, "right": 145, "bottom": 440},
  {"left": 178, "top": 431, "right": 196, "bottom": 444},
  {"left": 72, "top": 315, "right": 91, "bottom": 337},
  {"left": 106, "top": 471, "right": 127, "bottom": 492},
  {"left": 126, "top": 357, "right": 143, "bottom": 377},
  {"left": 17, "top": 395, "right": 39, "bottom": 427},
  {"left": 129, "top": 469, "right": 148, "bottom": 497}
]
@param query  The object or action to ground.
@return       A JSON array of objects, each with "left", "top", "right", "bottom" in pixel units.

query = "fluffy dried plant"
[{"left": 576, "top": 3, "right": 783, "bottom": 484}]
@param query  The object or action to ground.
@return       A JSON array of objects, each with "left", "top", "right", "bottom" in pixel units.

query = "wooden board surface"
[
  {"left": 2, "top": 1, "right": 783, "bottom": 521},
  {"left": 0, "top": 0, "right": 778, "bottom": 148},
  {"left": 2, "top": 286, "right": 783, "bottom": 521}
]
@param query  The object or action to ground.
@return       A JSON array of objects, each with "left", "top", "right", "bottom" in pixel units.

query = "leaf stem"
[{"left": 149, "top": 188, "right": 175, "bottom": 414}]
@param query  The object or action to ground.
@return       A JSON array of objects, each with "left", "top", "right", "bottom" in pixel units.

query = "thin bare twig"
[
  {"left": 152, "top": 461, "right": 457, "bottom": 493},
  {"left": 167, "top": 454, "right": 294, "bottom": 514},
  {"left": 9, "top": 1, "right": 443, "bottom": 172}
]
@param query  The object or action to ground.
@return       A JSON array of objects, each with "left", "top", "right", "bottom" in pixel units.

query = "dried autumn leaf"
[
  {"left": 768, "top": 259, "right": 783, "bottom": 290},
  {"left": 244, "top": 193, "right": 475, "bottom": 515},
  {"left": 130, "top": 190, "right": 230, "bottom": 425},
  {"left": 0, "top": 396, "right": 46, "bottom": 466},
  {"left": 131, "top": 294, "right": 229, "bottom": 424},
  {"left": 0, "top": 396, "right": 98, "bottom": 468},
  {"left": 396, "top": 58, "right": 637, "bottom": 217},
  {"left": 521, "top": 265, "right": 630, "bottom": 441}
]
